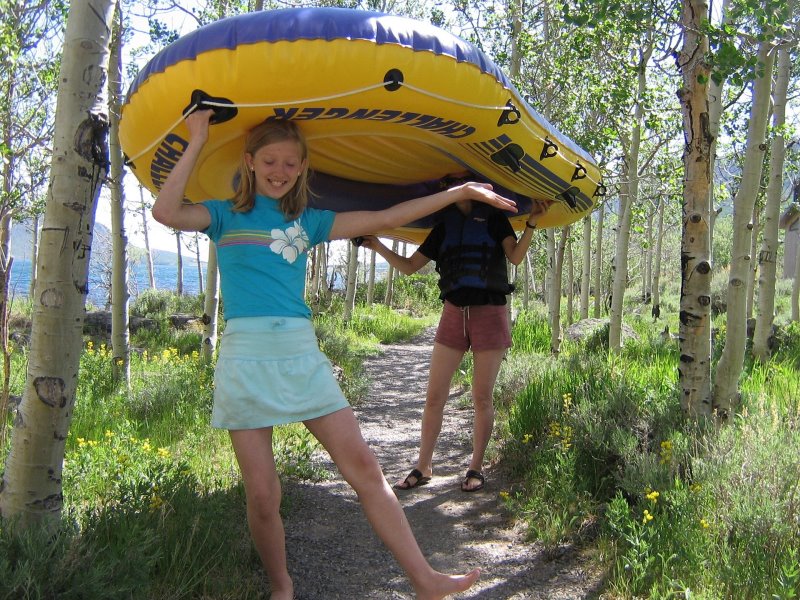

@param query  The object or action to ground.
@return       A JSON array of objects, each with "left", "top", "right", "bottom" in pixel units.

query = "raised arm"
[
  {"left": 328, "top": 182, "right": 516, "bottom": 241},
  {"left": 151, "top": 110, "right": 213, "bottom": 232},
  {"left": 360, "top": 236, "right": 430, "bottom": 275},
  {"left": 502, "top": 199, "right": 552, "bottom": 266}
]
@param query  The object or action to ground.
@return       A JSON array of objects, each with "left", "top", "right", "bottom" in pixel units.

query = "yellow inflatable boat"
[{"left": 120, "top": 7, "right": 603, "bottom": 244}]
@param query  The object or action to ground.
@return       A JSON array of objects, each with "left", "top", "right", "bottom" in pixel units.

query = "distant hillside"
[{"left": 9, "top": 219, "right": 199, "bottom": 268}]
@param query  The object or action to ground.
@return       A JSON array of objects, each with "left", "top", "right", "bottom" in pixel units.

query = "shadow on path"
[{"left": 282, "top": 327, "right": 605, "bottom": 599}]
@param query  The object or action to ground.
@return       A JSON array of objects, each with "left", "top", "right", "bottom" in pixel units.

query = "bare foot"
[
  {"left": 268, "top": 585, "right": 294, "bottom": 600},
  {"left": 415, "top": 568, "right": 480, "bottom": 600}
]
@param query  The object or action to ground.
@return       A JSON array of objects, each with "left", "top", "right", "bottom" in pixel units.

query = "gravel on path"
[{"left": 281, "top": 327, "right": 605, "bottom": 599}]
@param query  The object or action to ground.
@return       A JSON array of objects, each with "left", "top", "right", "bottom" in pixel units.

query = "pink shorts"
[{"left": 434, "top": 301, "right": 512, "bottom": 352}]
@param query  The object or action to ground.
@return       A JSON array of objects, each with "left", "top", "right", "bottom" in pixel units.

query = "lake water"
[{"left": 8, "top": 257, "right": 204, "bottom": 308}]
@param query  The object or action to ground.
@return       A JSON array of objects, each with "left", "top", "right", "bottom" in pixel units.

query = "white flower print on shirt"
[{"left": 270, "top": 222, "right": 308, "bottom": 263}]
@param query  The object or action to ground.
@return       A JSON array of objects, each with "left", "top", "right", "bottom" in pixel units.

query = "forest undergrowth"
[{"left": 0, "top": 282, "right": 798, "bottom": 599}]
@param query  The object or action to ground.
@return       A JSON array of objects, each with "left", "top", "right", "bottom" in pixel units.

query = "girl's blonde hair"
[{"left": 231, "top": 119, "right": 311, "bottom": 219}]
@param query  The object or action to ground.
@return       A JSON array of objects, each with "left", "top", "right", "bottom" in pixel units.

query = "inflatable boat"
[{"left": 120, "top": 7, "right": 603, "bottom": 243}]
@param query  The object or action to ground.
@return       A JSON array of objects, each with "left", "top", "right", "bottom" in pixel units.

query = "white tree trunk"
[
  {"left": 580, "top": 215, "right": 591, "bottom": 320},
  {"left": 746, "top": 203, "right": 760, "bottom": 320},
  {"left": 0, "top": 0, "right": 115, "bottom": 526},
  {"left": 367, "top": 248, "right": 376, "bottom": 306},
  {"left": 706, "top": 0, "right": 730, "bottom": 262},
  {"left": 651, "top": 196, "right": 665, "bottom": 320},
  {"left": 194, "top": 232, "right": 204, "bottom": 295},
  {"left": 677, "top": 0, "right": 714, "bottom": 419},
  {"left": 753, "top": 30, "right": 792, "bottom": 360},
  {"left": 549, "top": 227, "right": 567, "bottom": 355},
  {"left": 175, "top": 230, "right": 184, "bottom": 295},
  {"left": 343, "top": 241, "right": 358, "bottom": 321},
  {"left": 523, "top": 252, "right": 531, "bottom": 310},
  {"left": 566, "top": 233, "right": 574, "bottom": 325},
  {"left": 643, "top": 202, "right": 655, "bottom": 301},
  {"left": 320, "top": 243, "right": 331, "bottom": 303},
  {"left": 138, "top": 186, "right": 156, "bottom": 289},
  {"left": 29, "top": 216, "right": 39, "bottom": 298},
  {"left": 544, "top": 228, "right": 555, "bottom": 314},
  {"left": 201, "top": 243, "right": 219, "bottom": 362},
  {"left": 108, "top": 3, "right": 130, "bottom": 385},
  {"left": 793, "top": 231, "right": 800, "bottom": 321},
  {"left": 308, "top": 243, "right": 321, "bottom": 305},
  {"left": 385, "top": 239, "right": 398, "bottom": 307},
  {"left": 610, "top": 46, "right": 650, "bottom": 353},
  {"left": 593, "top": 202, "right": 604, "bottom": 318},
  {"left": 713, "top": 40, "right": 775, "bottom": 421},
  {"left": 609, "top": 175, "right": 632, "bottom": 352}
]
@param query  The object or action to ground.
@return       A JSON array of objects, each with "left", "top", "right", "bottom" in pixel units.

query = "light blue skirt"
[{"left": 211, "top": 316, "right": 349, "bottom": 430}]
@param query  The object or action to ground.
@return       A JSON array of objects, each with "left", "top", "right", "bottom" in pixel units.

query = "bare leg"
[
  {"left": 462, "top": 348, "right": 505, "bottom": 490},
  {"left": 305, "top": 408, "right": 480, "bottom": 599},
  {"left": 394, "top": 342, "right": 465, "bottom": 488},
  {"left": 229, "top": 428, "right": 294, "bottom": 600}
]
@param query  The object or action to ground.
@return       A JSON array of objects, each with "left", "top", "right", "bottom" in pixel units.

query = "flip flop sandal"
[
  {"left": 394, "top": 468, "right": 431, "bottom": 490},
  {"left": 461, "top": 469, "right": 485, "bottom": 492}
]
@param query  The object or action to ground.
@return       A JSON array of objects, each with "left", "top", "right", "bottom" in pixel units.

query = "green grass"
[
  {"left": 2, "top": 287, "right": 800, "bottom": 599},
  {"left": 0, "top": 300, "right": 436, "bottom": 599},
  {"left": 496, "top": 301, "right": 800, "bottom": 599}
]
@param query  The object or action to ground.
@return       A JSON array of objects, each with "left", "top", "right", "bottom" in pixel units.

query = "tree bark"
[
  {"left": 746, "top": 202, "right": 760, "bottom": 320},
  {"left": 343, "top": 240, "right": 358, "bottom": 322},
  {"left": 566, "top": 233, "right": 574, "bottom": 326},
  {"left": 580, "top": 215, "right": 591, "bottom": 320},
  {"left": 137, "top": 186, "right": 156, "bottom": 289},
  {"left": 793, "top": 226, "right": 800, "bottom": 322},
  {"left": 643, "top": 201, "right": 655, "bottom": 302},
  {"left": 29, "top": 216, "right": 39, "bottom": 298},
  {"left": 201, "top": 243, "right": 219, "bottom": 362},
  {"left": 593, "top": 202, "right": 604, "bottom": 318},
  {"left": 108, "top": 2, "right": 130, "bottom": 385},
  {"left": 0, "top": 0, "right": 115, "bottom": 527},
  {"left": 549, "top": 227, "right": 567, "bottom": 355},
  {"left": 385, "top": 240, "right": 398, "bottom": 307},
  {"left": 651, "top": 196, "right": 665, "bottom": 320},
  {"left": 367, "top": 248, "right": 376, "bottom": 306},
  {"left": 609, "top": 44, "right": 651, "bottom": 353},
  {"left": 677, "top": 0, "right": 714, "bottom": 420},
  {"left": 175, "top": 230, "right": 184, "bottom": 296},
  {"left": 713, "top": 39, "right": 775, "bottom": 422},
  {"left": 193, "top": 232, "right": 204, "bottom": 295},
  {"left": 753, "top": 26, "right": 793, "bottom": 360}
]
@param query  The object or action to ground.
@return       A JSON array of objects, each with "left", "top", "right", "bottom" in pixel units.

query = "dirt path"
[{"left": 282, "top": 327, "right": 604, "bottom": 599}]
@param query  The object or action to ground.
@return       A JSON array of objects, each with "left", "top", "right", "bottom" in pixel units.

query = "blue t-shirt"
[{"left": 202, "top": 195, "right": 335, "bottom": 320}]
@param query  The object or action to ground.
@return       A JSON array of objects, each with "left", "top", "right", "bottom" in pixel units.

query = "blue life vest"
[{"left": 435, "top": 205, "right": 513, "bottom": 298}]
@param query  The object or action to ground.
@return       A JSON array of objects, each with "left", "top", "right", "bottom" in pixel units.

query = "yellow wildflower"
[
  {"left": 642, "top": 509, "right": 654, "bottom": 524},
  {"left": 700, "top": 518, "right": 710, "bottom": 529},
  {"left": 499, "top": 491, "right": 510, "bottom": 500},
  {"left": 646, "top": 490, "right": 660, "bottom": 503}
]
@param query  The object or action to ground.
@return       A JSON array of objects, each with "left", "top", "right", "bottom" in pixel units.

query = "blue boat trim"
[{"left": 127, "top": 8, "right": 507, "bottom": 101}]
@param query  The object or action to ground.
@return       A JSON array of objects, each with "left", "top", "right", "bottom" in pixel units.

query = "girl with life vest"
[
  {"left": 152, "top": 109, "right": 520, "bottom": 600},
  {"left": 362, "top": 188, "right": 550, "bottom": 493}
]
